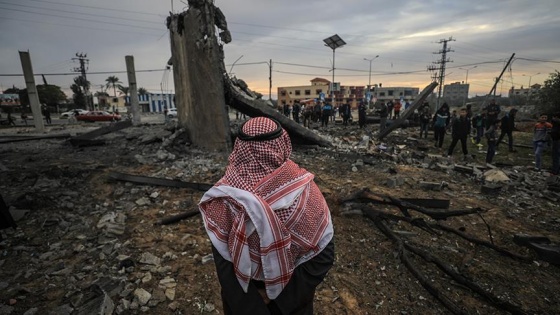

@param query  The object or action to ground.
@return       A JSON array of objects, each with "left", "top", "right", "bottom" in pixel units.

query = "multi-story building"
[
  {"left": 278, "top": 78, "right": 419, "bottom": 109},
  {"left": 372, "top": 86, "right": 419, "bottom": 104},
  {"left": 443, "top": 82, "right": 469, "bottom": 106},
  {"left": 125, "top": 92, "right": 175, "bottom": 113},
  {"left": 508, "top": 84, "right": 541, "bottom": 98},
  {"left": 277, "top": 78, "right": 330, "bottom": 107}
]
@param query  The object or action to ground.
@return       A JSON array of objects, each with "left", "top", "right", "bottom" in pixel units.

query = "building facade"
[
  {"left": 508, "top": 84, "right": 541, "bottom": 98},
  {"left": 443, "top": 82, "right": 469, "bottom": 106},
  {"left": 125, "top": 92, "right": 175, "bottom": 113},
  {"left": 277, "top": 78, "right": 419, "bottom": 109}
]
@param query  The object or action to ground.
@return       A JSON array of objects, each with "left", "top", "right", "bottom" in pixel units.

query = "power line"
[
  {"left": 0, "top": 6, "right": 164, "bottom": 31},
  {"left": 0, "top": 69, "right": 168, "bottom": 77},
  {"left": 24, "top": 0, "right": 164, "bottom": 17},
  {"left": 0, "top": 15, "right": 164, "bottom": 36},
  {"left": 0, "top": 1, "right": 162, "bottom": 25}
]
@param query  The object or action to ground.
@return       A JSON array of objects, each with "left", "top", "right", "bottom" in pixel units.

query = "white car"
[
  {"left": 168, "top": 108, "right": 178, "bottom": 118},
  {"left": 59, "top": 109, "right": 89, "bottom": 119}
]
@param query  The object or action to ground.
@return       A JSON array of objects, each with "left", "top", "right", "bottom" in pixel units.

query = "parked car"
[
  {"left": 76, "top": 111, "right": 121, "bottom": 122},
  {"left": 168, "top": 108, "right": 177, "bottom": 118},
  {"left": 59, "top": 109, "right": 89, "bottom": 119}
]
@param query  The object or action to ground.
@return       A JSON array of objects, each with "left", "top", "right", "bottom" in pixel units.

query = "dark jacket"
[
  {"left": 451, "top": 116, "right": 471, "bottom": 138},
  {"left": 551, "top": 117, "right": 560, "bottom": 141},
  {"left": 378, "top": 103, "right": 388, "bottom": 118},
  {"left": 433, "top": 108, "right": 450, "bottom": 128},
  {"left": 500, "top": 110, "right": 516, "bottom": 132}
]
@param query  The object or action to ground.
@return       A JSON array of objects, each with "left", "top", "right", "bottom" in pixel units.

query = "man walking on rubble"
[
  {"left": 377, "top": 101, "right": 389, "bottom": 134},
  {"left": 432, "top": 103, "right": 450, "bottom": 149},
  {"left": 484, "top": 99, "right": 501, "bottom": 129},
  {"left": 446, "top": 108, "right": 471, "bottom": 160},
  {"left": 532, "top": 114, "right": 552, "bottom": 172},
  {"left": 496, "top": 108, "right": 518, "bottom": 153}
]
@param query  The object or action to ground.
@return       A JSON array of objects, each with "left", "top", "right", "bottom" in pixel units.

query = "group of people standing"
[{"left": 420, "top": 99, "right": 560, "bottom": 174}]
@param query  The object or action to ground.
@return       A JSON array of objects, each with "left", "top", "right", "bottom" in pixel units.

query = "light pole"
[
  {"left": 229, "top": 55, "right": 244, "bottom": 76},
  {"left": 364, "top": 55, "right": 379, "bottom": 105},
  {"left": 522, "top": 72, "right": 540, "bottom": 102},
  {"left": 459, "top": 66, "right": 476, "bottom": 105},
  {"left": 323, "top": 34, "right": 346, "bottom": 107},
  {"left": 364, "top": 55, "right": 379, "bottom": 89},
  {"left": 459, "top": 65, "right": 477, "bottom": 83}
]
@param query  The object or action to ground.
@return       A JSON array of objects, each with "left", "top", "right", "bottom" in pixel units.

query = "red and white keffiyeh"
[{"left": 199, "top": 117, "right": 333, "bottom": 299}]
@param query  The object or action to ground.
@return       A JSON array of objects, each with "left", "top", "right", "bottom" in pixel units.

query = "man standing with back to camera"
[{"left": 199, "top": 117, "right": 334, "bottom": 315}]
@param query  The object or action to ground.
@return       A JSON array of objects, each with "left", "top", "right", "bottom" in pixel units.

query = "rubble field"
[{"left": 0, "top": 119, "right": 559, "bottom": 315}]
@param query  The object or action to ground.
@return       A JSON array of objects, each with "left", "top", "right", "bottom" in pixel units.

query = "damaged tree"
[{"left": 167, "top": 1, "right": 331, "bottom": 151}]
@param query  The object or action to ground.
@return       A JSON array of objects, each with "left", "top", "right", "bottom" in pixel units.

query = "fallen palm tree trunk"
[
  {"left": 341, "top": 188, "right": 482, "bottom": 220},
  {"left": 154, "top": 209, "right": 200, "bottom": 226},
  {"left": 69, "top": 120, "right": 133, "bottom": 147},
  {"left": 364, "top": 208, "right": 528, "bottom": 315},
  {"left": 107, "top": 171, "right": 212, "bottom": 191}
]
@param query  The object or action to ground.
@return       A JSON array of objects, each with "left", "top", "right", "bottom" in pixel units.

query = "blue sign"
[{"left": 319, "top": 92, "right": 325, "bottom": 101}]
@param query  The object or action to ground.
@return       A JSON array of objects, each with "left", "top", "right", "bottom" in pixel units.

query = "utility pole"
[
  {"left": 72, "top": 52, "right": 92, "bottom": 110},
  {"left": 126, "top": 55, "right": 141, "bottom": 125},
  {"left": 19, "top": 51, "right": 45, "bottom": 133},
  {"left": 269, "top": 59, "right": 272, "bottom": 100},
  {"left": 429, "top": 37, "right": 454, "bottom": 111}
]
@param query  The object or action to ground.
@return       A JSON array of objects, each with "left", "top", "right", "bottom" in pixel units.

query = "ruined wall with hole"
[{"left": 167, "top": 1, "right": 232, "bottom": 152}]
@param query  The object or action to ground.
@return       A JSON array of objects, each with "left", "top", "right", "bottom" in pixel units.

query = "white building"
[
  {"left": 443, "top": 82, "right": 469, "bottom": 106},
  {"left": 126, "top": 92, "right": 175, "bottom": 113}
]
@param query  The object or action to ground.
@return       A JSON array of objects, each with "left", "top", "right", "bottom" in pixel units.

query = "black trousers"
[
  {"left": 448, "top": 136, "right": 468, "bottom": 156},
  {"left": 434, "top": 126, "right": 446, "bottom": 148},
  {"left": 213, "top": 241, "right": 335, "bottom": 315},
  {"left": 496, "top": 130, "right": 513, "bottom": 150}
]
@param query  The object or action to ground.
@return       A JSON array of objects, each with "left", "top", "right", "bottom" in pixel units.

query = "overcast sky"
[{"left": 1, "top": 0, "right": 559, "bottom": 100}]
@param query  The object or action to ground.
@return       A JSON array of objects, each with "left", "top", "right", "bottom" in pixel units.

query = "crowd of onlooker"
[{"left": 275, "top": 98, "right": 559, "bottom": 175}]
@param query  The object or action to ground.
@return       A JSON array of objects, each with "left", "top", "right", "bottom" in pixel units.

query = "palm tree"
[
  {"left": 105, "top": 76, "right": 121, "bottom": 97},
  {"left": 138, "top": 87, "right": 148, "bottom": 95},
  {"left": 117, "top": 85, "right": 129, "bottom": 97}
]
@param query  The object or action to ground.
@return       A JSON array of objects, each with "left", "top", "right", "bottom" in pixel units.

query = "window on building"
[
  {"left": 305, "top": 90, "right": 311, "bottom": 95},
  {"left": 379, "top": 92, "right": 385, "bottom": 97},
  {"left": 316, "top": 89, "right": 322, "bottom": 94},
  {"left": 388, "top": 90, "right": 394, "bottom": 96},
  {"left": 295, "top": 90, "right": 301, "bottom": 96},
  {"left": 404, "top": 90, "right": 413, "bottom": 96},
  {"left": 280, "top": 91, "right": 286, "bottom": 96}
]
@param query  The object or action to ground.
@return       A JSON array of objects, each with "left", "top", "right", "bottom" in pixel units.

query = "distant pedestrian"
[
  {"left": 471, "top": 113, "right": 485, "bottom": 145},
  {"left": 484, "top": 99, "right": 501, "bottom": 128},
  {"left": 496, "top": 108, "right": 518, "bottom": 152},
  {"left": 163, "top": 105, "right": 169, "bottom": 123},
  {"left": 340, "top": 103, "right": 351, "bottom": 126},
  {"left": 419, "top": 106, "right": 431, "bottom": 138},
  {"left": 551, "top": 113, "right": 560, "bottom": 175},
  {"left": 393, "top": 100, "right": 402, "bottom": 119},
  {"left": 386, "top": 100, "right": 394, "bottom": 120},
  {"left": 7, "top": 112, "right": 16, "bottom": 126},
  {"left": 321, "top": 102, "right": 332, "bottom": 127},
  {"left": 447, "top": 108, "right": 471, "bottom": 159},
  {"left": 485, "top": 119, "right": 500, "bottom": 164},
  {"left": 358, "top": 101, "right": 367, "bottom": 128},
  {"left": 21, "top": 112, "right": 28, "bottom": 126},
  {"left": 532, "top": 114, "right": 552, "bottom": 171},
  {"left": 432, "top": 103, "right": 450, "bottom": 148},
  {"left": 377, "top": 102, "right": 389, "bottom": 134},
  {"left": 302, "top": 104, "right": 313, "bottom": 128},
  {"left": 42, "top": 106, "right": 52, "bottom": 125},
  {"left": 292, "top": 101, "right": 301, "bottom": 123}
]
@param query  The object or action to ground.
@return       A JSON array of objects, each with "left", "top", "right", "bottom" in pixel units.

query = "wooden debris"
[
  {"left": 107, "top": 171, "right": 212, "bottom": 191},
  {"left": 154, "top": 209, "right": 200, "bottom": 226}
]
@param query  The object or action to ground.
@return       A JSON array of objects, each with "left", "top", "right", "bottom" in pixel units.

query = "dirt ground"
[{"left": 0, "top": 117, "right": 559, "bottom": 314}]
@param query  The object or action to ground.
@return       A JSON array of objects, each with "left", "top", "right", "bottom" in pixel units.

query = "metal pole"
[
  {"left": 269, "top": 59, "right": 272, "bottom": 100},
  {"left": 332, "top": 48, "right": 335, "bottom": 106}
]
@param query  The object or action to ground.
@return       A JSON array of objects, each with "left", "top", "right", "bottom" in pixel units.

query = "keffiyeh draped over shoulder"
[{"left": 199, "top": 117, "right": 333, "bottom": 300}]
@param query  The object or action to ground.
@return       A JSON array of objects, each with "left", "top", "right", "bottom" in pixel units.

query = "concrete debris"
[{"left": 483, "top": 169, "right": 511, "bottom": 183}]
